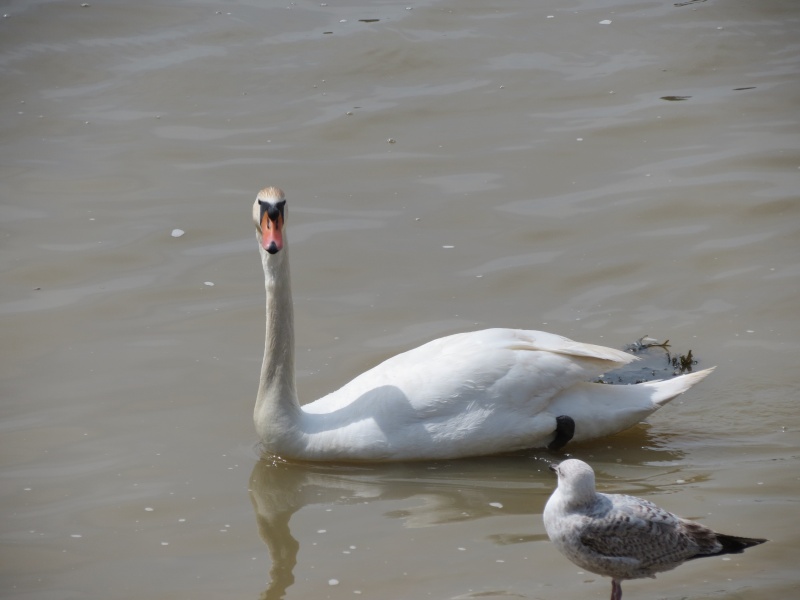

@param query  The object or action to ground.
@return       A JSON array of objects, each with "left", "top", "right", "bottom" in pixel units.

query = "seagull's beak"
[{"left": 261, "top": 211, "right": 284, "bottom": 254}]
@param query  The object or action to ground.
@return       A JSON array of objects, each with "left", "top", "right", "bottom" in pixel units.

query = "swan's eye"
[{"left": 258, "top": 199, "right": 286, "bottom": 226}]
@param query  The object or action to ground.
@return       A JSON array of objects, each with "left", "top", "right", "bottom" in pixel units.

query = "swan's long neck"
[{"left": 255, "top": 244, "right": 302, "bottom": 446}]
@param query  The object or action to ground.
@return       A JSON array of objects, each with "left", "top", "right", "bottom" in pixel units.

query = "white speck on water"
[
  {"left": 576, "top": 137, "right": 584, "bottom": 141},
  {"left": 24, "top": 487, "right": 31, "bottom": 491},
  {"left": 171, "top": 229, "right": 185, "bottom": 238},
  {"left": 599, "top": 19, "right": 612, "bottom": 25},
  {"left": 676, "top": 479, "right": 686, "bottom": 484},
  {"left": 339, "top": 19, "right": 347, "bottom": 23},
  {"left": 457, "top": 547, "right": 466, "bottom": 551},
  {"left": 178, "top": 518, "right": 186, "bottom": 523},
  {"left": 746, "top": 330, "right": 755, "bottom": 333},
  {"left": 328, "top": 579, "right": 339, "bottom": 586},
  {"left": 161, "top": 541, "right": 169, "bottom": 546},
  {"left": 70, "top": 534, "right": 82, "bottom": 538},
  {"left": 387, "top": 138, "right": 396, "bottom": 144},
  {"left": 489, "top": 502, "right": 503, "bottom": 508},
  {"left": 317, "top": 529, "right": 327, "bottom": 534},
  {"left": 547, "top": 15, "right": 554, "bottom": 19},
  {"left": 722, "top": 556, "right": 731, "bottom": 561},
  {"left": 442, "top": 245, "right": 454, "bottom": 249},
  {"left": 145, "top": 507, "right": 154, "bottom": 512},
  {"left": 204, "top": 281, "right": 214, "bottom": 287}
]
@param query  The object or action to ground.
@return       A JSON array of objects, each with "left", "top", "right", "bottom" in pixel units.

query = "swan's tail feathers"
[
  {"left": 550, "top": 367, "right": 715, "bottom": 444},
  {"left": 647, "top": 367, "right": 716, "bottom": 407},
  {"left": 508, "top": 330, "right": 640, "bottom": 368}
]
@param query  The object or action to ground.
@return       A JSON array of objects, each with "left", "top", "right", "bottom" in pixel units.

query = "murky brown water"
[{"left": 2, "top": 1, "right": 798, "bottom": 598}]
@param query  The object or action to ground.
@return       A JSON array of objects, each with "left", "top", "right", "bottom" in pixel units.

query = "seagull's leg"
[
  {"left": 547, "top": 415, "right": 575, "bottom": 451},
  {"left": 610, "top": 579, "right": 622, "bottom": 600}
]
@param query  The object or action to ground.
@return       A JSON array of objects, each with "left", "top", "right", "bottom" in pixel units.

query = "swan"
[{"left": 252, "top": 186, "right": 714, "bottom": 462}]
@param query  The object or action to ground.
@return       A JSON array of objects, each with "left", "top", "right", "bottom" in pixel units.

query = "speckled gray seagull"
[{"left": 543, "top": 459, "right": 766, "bottom": 600}]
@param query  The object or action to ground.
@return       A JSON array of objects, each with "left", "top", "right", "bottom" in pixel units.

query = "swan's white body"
[{"left": 252, "top": 187, "right": 713, "bottom": 462}]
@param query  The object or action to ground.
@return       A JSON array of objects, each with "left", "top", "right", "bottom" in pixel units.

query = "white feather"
[{"left": 252, "top": 187, "right": 714, "bottom": 462}]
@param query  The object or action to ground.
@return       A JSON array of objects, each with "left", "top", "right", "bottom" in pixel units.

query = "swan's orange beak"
[{"left": 261, "top": 211, "right": 284, "bottom": 254}]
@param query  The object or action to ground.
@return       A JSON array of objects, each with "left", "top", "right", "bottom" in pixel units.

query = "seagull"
[{"left": 543, "top": 459, "right": 766, "bottom": 600}]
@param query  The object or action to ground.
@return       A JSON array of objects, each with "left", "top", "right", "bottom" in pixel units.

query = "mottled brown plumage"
[{"left": 543, "top": 459, "right": 766, "bottom": 600}]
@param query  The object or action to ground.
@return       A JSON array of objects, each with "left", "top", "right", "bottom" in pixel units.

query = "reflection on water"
[{"left": 248, "top": 428, "right": 687, "bottom": 599}]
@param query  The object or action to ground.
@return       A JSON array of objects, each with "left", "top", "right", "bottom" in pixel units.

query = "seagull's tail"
[{"left": 715, "top": 533, "right": 768, "bottom": 555}]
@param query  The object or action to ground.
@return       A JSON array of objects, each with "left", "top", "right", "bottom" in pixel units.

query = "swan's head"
[{"left": 253, "top": 186, "right": 286, "bottom": 255}]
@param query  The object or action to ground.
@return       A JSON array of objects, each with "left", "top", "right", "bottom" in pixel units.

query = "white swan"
[{"left": 252, "top": 186, "right": 714, "bottom": 462}]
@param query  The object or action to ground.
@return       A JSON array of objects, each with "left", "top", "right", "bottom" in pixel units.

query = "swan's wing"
[
  {"left": 295, "top": 329, "right": 645, "bottom": 460},
  {"left": 304, "top": 328, "right": 636, "bottom": 416}
]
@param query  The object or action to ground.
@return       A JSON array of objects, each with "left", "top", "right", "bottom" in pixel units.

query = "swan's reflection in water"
[{"left": 249, "top": 427, "right": 690, "bottom": 599}]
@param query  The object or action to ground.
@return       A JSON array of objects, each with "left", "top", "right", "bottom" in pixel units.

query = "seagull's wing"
[{"left": 580, "top": 494, "right": 702, "bottom": 570}]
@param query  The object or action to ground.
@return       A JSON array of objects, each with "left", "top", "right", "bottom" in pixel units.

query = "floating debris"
[
  {"left": 595, "top": 336, "right": 702, "bottom": 383},
  {"left": 171, "top": 228, "right": 185, "bottom": 238},
  {"left": 599, "top": 19, "right": 612, "bottom": 25},
  {"left": 661, "top": 95, "right": 691, "bottom": 101},
  {"left": 625, "top": 335, "right": 670, "bottom": 352},
  {"left": 672, "top": 349, "right": 695, "bottom": 373},
  {"left": 359, "top": 19, "right": 379, "bottom": 23}
]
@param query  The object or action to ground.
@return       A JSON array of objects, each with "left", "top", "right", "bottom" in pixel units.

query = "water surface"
[{"left": 2, "top": 1, "right": 798, "bottom": 598}]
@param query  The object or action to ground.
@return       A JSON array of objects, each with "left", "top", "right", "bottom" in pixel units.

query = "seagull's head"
[{"left": 550, "top": 459, "right": 597, "bottom": 502}]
